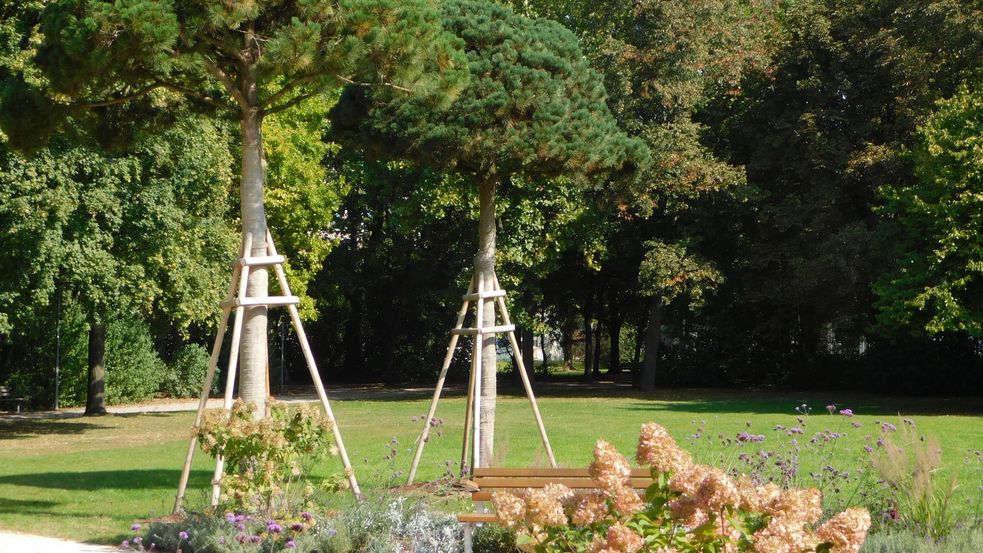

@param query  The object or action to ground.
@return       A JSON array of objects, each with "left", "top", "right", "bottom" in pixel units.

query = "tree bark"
[
  {"left": 476, "top": 178, "right": 498, "bottom": 466},
  {"left": 520, "top": 325, "right": 535, "bottom": 384},
  {"left": 592, "top": 326, "right": 602, "bottom": 379},
  {"left": 608, "top": 315, "right": 623, "bottom": 374},
  {"left": 85, "top": 321, "right": 107, "bottom": 416},
  {"left": 640, "top": 297, "right": 663, "bottom": 391},
  {"left": 238, "top": 107, "right": 270, "bottom": 418},
  {"left": 561, "top": 324, "right": 574, "bottom": 368},
  {"left": 582, "top": 309, "right": 593, "bottom": 382}
]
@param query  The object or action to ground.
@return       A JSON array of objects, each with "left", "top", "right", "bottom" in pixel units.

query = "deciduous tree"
[{"left": 0, "top": 0, "right": 467, "bottom": 416}]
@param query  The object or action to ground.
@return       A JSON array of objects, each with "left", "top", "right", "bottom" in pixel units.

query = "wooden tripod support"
[
  {"left": 406, "top": 270, "right": 557, "bottom": 484},
  {"left": 173, "top": 230, "right": 360, "bottom": 514}
]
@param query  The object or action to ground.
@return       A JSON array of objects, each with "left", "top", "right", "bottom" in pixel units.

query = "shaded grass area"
[{"left": 0, "top": 388, "right": 981, "bottom": 544}]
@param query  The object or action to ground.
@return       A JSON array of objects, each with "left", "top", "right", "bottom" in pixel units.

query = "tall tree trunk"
[
  {"left": 582, "top": 309, "right": 593, "bottom": 382},
  {"left": 633, "top": 310, "right": 647, "bottom": 369},
  {"left": 592, "top": 325, "right": 602, "bottom": 379},
  {"left": 520, "top": 325, "right": 535, "bottom": 384},
  {"left": 562, "top": 324, "right": 574, "bottom": 368},
  {"left": 476, "top": 178, "right": 498, "bottom": 466},
  {"left": 238, "top": 108, "right": 270, "bottom": 418},
  {"left": 608, "top": 316, "right": 623, "bottom": 374},
  {"left": 85, "top": 320, "right": 107, "bottom": 416},
  {"left": 640, "top": 297, "right": 663, "bottom": 391}
]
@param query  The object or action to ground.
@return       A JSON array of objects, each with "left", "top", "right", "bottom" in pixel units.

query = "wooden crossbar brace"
[
  {"left": 406, "top": 269, "right": 557, "bottom": 485},
  {"left": 173, "top": 230, "right": 360, "bottom": 514}
]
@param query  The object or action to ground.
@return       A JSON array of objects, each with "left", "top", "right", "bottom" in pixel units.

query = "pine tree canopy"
[
  {"left": 0, "top": 0, "right": 468, "bottom": 150},
  {"left": 330, "top": 0, "right": 648, "bottom": 182}
]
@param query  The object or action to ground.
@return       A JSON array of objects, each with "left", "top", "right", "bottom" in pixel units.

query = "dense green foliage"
[
  {"left": 4, "top": 0, "right": 983, "bottom": 403},
  {"left": 875, "top": 85, "right": 983, "bottom": 337}
]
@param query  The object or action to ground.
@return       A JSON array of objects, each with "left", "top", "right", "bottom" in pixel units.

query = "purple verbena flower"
[
  {"left": 291, "top": 522, "right": 304, "bottom": 532},
  {"left": 300, "top": 512, "right": 313, "bottom": 522},
  {"left": 827, "top": 404, "right": 836, "bottom": 414},
  {"left": 840, "top": 409, "right": 854, "bottom": 417},
  {"left": 178, "top": 531, "right": 189, "bottom": 541},
  {"left": 266, "top": 520, "right": 283, "bottom": 534},
  {"left": 133, "top": 537, "right": 143, "bottom": 545},
  {"left": 120, "top": 540, "right": 129, "bottom": 550},
  {"left": 286, "top": 540, "right": 297, "bottom": 548},
  {"left": 249, "top": 535, "right": 261, "bottom": 543},
  {"left": 131, "top": 524, "right": 142, "bottom": 532}
]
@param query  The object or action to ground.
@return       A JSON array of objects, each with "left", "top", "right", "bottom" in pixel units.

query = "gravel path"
[{"left": 0, "top": 531, "right": 118, "bottom": 552}]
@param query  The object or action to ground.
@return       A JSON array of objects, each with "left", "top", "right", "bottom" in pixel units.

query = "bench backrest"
[
  {"left": 470, "top": 467, "right": 653, "bottom": 501},
  {"left": 0, "top": 386, "right": 10, "bottom": 397}
]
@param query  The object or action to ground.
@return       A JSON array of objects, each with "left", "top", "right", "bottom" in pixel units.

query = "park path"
[{"left": 0, "top": 531, "right": 118, "bottom": 552}]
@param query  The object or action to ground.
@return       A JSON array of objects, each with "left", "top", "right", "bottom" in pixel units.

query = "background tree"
[
  {"left": 332, "top": 0, "right": 646, "bottom": 464},
  {"left": 0, "top": 0, "right": 468, "bottom": 416},
  {"left": 0, "top": 116, "right": 237, "bottom": 413},
  {"left": 637, "top": 240, "right": 723, "bottom": 390},
  {"left": 875, "top": 85, "right": 983, "bottom": 337}
]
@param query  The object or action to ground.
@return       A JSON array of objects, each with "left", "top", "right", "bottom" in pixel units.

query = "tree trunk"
[
  {"left": 592, "top": 325, "right": 602, "bottom": 379},
  {"left": 85, "top": 321, "right": 107, "bottom": 416},
  {"left": 476, "top": 178, "right": 498, "bottom": 467},
  {"left": 608, "top": 316, "right": 623, "bottom": 374},
  {"left": 640, "top": 297, "right": 663, "bottom": 391},
  {"left": 238, "top": 109, "right": 270, "bottom": 418},
  {"left": 520, "top": 325, "right": 535, "bottom": 384},
  {"left": 561, "top": 324, "right": 574, "bottom": 368},
  {"left": 582, "top": 309, "right": 593, "bottom": 382}
]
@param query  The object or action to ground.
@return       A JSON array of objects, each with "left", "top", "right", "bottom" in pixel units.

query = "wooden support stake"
[
  {"left": 172, "top": 243, "right": 244, "bottom": 513},
  {"left": 493, "top": 275, "right": 557, "bottom": 468},
  {"left": 408, "top": 275, "right": 476, "bottom": 484},
  {"left": 266, "top": 232, "right": 361, "bottom": 498},
  {"left": 211, "top": 232, "right": 253, "bottom": 506},
  {"left": 472, "top": 272, "right": 484, "bottom": 472},
  {"left": 460, "top": 339, "right": 477, "bottom": 478}
]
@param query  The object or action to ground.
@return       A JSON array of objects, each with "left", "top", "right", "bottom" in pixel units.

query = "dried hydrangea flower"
[
  {"left": 611, "top": 485, "right": 644, "bottom": 516},
  {"left": 637, "top": 423, "right": 692, "bottom": 473},
  {"left": 606, "top": 523, "right": 644, "bottom": 553},
  {"left": 816, "top": 507, "right": 871, "bottom": 553},
  {"left": 590, "top": 440, "right": 633, "bottom": 495},
  {"left": 695, "top": 467, "right": 740, "bottom": 512},
  {"left": 572, "top": 493, "right": 609, "bottom": 525},
  {"left": 524, "top": 483, "right": 572, "bottom": 527},
  {"left": 763, "top": 487, "right": 823, "bottom": 525},
  {"left": 491, "top": 491, "right": 526, "bottom": 529},
  {"left": 752, "top": 515, "right": 819, "bottom": 553},
  {"left": 668, "top": 463, "right": 707, "bottom": 496}
]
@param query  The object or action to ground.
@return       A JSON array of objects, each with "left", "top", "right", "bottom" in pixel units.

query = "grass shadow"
[
  {"left": 0, "top": 420, "right": 108, "bottom": 440},
  {"left": 0, "top": 469, "right": 212, "bottom": 492}
]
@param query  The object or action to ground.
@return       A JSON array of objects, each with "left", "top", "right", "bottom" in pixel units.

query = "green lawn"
[{"left": 1, "top": 387, "right": 981, "bottom": 545}]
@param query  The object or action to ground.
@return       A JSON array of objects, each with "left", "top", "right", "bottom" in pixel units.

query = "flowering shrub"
[
  {"left": 492, "top": 422, "right": 872, "bottom": 553},
  {"left": 197, "top": 400, "right": 342, "bottom": 513}
]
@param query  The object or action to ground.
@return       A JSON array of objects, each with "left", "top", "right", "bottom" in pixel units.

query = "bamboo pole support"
[
  {"left": 172, "top": 242, "right": 244, "bottom": 513},
  {"left": 407, "top": 275, "right": 476, "bottom": 484},
  {"left": 211, "top": 233, "right": 253, "bottom": 506},
  {"left": 493, "top": 275, "right": 557, "bottom": 468},
  {"left": 472, "top": 272, "right": 484, "bottom": 472},
  {"left": 460, "top": 340, "right": 477, "bottom": 477},
  {"left": 266, "top": 231, "right": 361, "bottom": 498}
]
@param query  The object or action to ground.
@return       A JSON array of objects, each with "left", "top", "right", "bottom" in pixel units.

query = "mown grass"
[{"left": 0, "top": 387, "right": 981, "bottom": 544}]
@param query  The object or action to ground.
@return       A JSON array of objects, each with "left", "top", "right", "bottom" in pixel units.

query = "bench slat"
[
  {"left": 470, "top": 490, "right": 646, "bottom": 502},
  {"left": 471, "top": 477, "right": 653, "bottom": 489},
  {"left": 473, "top": 467, "right": 650, "bottom": 477},
  {"left": 458, "top": 513, "right": 498, "bottom": 524}
]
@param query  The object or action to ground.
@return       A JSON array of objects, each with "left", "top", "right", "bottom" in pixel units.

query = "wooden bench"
[
  {"left": 458, "top": 467, "right": 653, "bottom": 552},
  {"left": 0, "top": 386, "right": 25, "bottom": 413}
]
